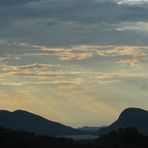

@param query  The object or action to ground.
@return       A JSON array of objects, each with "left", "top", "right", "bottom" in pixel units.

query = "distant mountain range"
[
  {"left": 0, "top": 107, "right": 148, "bottom": 136},
  {"left": 78, "top": 126, "right": 106, "bottom": 134},
  {"left": 0, "top": 110, "right": 82, "bottom": 136},
  {"left": 78, "top": 126, "right": 106, "bottom": 131},
  {"left": 99, "top": 108, "right": 148, "bottom": 135}
]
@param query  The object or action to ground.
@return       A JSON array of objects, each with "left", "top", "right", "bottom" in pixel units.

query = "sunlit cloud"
[
  {"left": 118, "top": 59, "right": 143, "bottom": 67},
  {"left": 0, "top": 63, "right": 59, "bottom": 71},
  {"left": 0, "top": 78, "right": 82, "bottom": 86},
  {"left": 96, "top": 46, "right": 145, "bottom": 57},
  {"left": 1, "top": 40, "right": 147, "bottom": 61},
  {"left": 39, "top": 44, "right": 147, "bottom": 60},
  {"left": 0, "top": 42, "right": 147, "bottom": 89},
  {"left": 0, "top": 69, "right": 147, "bottom": 88}
]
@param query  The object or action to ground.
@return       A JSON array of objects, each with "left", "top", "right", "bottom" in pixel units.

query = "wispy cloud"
[
  {"left": 0, "top": 69, "right": 147, "bottom": 87},
  {"left": 118, "top": 59, "right": 142, "bottom": 67},
  {"left": 96, "top": 46, "right": 145, "bottom": 57},
  {"left": 0, "top": 40, "right": 147, "bottom": 61},
  {"left": 118, "top": 59, "right": 148, "bottom": 68},
  {"left": 0, "top": 63, "right": 59, "bottom": 71},
  {"left": 38, "top": 44, "right": 147, "bottom": 60},
  {"left": 0, "top": 42, "right": 147, "bottom": 87}
]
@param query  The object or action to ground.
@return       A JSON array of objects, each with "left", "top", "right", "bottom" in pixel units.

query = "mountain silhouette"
[
  {"left": 0, "top": 110, "right": 82, "bottom": 136},
  {"left": 99, "top": 107, "right": 148, "bottom": 135}
]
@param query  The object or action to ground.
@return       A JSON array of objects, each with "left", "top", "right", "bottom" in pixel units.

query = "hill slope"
[
  {"left": 99, "top": 108, "right": 148, "bottom": 135},
  {"left": 0, "top": 110, "right": 81, "bottom": 136}
]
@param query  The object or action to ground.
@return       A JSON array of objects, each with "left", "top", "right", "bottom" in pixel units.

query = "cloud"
[
  {"left": 23, "top": 0, "right": 148, "bottom": 23},
  {"left": 40, "top": 45, "right": 146, "bottom": 60},
  {"left": 1, "top": 0, "right": 148, "bottom": 26},
  {"left": 118, "top": 59, "right": 148, "bottom": 67},
  {"left": 0, "top": 63, "right": 58, "bottom": 71},
  {"left": 0, "top": 67, "right": 147, "bottom": 87},
  {"left": 3, "top": 41, "right": 145, "bottom": 61},
  {"left": 0, "top": 0, "right": 40, "bottom": 7},
  {"left": 0, "top": 79, "right": 82, "bottom": 86},
  {"left": 1, "top": 0, "right": 148, "bottom": 45},
  {"left": 117, "top": 0, "right": 148, "bottom": 5},
  {"left": 115, "top": 22, "right": 148, "bottom": 32},
  {"left": 19, "top": 63, "right": 57, "bottom": 69},
  {"left": 57, "top": 51, "right": 93, "bottom": 61},
  {"left": 118, "top": 59, "right": 142, "bottom": 67},
  {"left": 96, "top": 46, "right": 145, "bottom": 57}
]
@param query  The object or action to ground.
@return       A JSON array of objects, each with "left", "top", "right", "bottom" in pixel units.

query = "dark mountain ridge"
[
  {"left": 0, "top": 110, "right": 82, "bottom": 136},
  {"left": 99, "top": 107, "right": 148, "bottom": 135}
]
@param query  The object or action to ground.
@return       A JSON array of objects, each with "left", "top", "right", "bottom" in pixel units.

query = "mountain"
[
  {"left": 99, "top": 107, "right": 148, "bottom": 135},
  {"left": 0, "top": 110, "right": 82, "bottom": 136}
]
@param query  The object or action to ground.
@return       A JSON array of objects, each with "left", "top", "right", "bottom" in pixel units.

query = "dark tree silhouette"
[{"left": 0, "top": 127, "right": 148, "bottom": 148}]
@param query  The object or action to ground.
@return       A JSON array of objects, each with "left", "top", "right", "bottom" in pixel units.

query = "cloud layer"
[{"left": 1, "top": 0, "right": 148, "bottom": 45}]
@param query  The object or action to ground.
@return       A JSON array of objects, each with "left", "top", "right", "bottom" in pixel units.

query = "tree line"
[{"left": 0, "top": 127, "right": 148, "bottom": 148}]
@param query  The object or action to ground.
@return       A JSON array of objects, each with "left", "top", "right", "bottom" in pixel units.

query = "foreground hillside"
[{"left": 0, "top": 127, "right": 148, "bottom": 148}]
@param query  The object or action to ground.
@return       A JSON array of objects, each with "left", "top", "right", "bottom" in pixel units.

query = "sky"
[{"left": 0, "top": 0, "right": 148, "bottom": 127}]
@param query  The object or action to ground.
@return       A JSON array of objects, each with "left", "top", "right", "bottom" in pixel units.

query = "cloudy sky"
[{"left": 0, "top": 0, "right": 148, "bottom": 127}]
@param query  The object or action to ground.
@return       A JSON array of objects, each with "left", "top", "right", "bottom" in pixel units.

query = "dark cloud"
[
  {"left": 1, "top": 0, "right": 148, "bottom": 24},
  {"left": 0, "top": 0, "right": 148, "bottom": 46},
  {"left": 0, "top": 0, "right": 40, "bottom": 7},
  {"left": 23, "top": 0, "right": 148, "bottom": 23}
]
